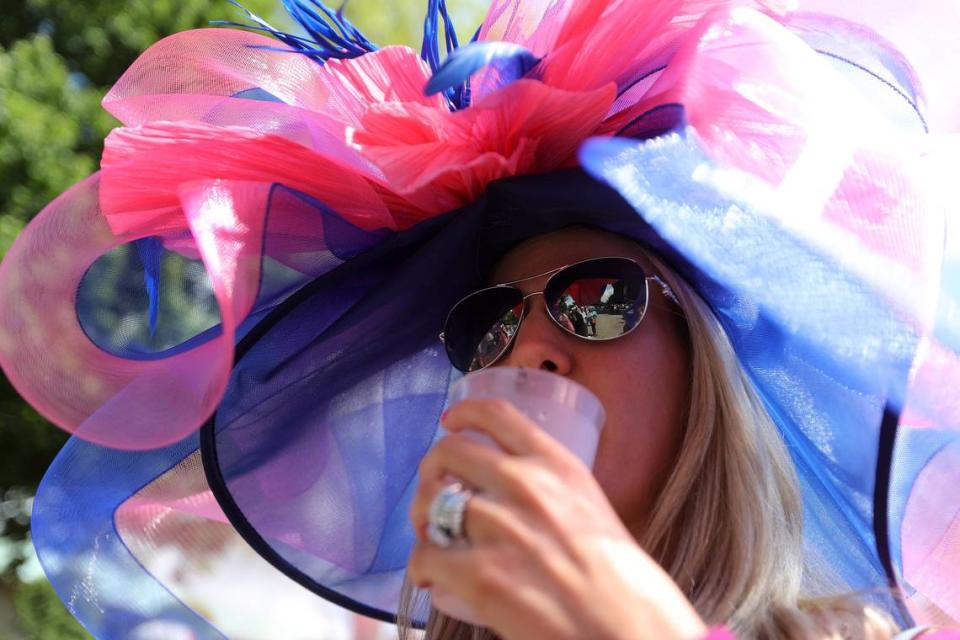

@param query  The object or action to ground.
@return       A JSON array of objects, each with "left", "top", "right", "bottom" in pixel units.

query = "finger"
[
  {"left": 442, "top": 398, "right": 563, "bottom": 457},
  {"left": 407, "top": 541, "right": 474, "bottom": 591},
  {"left": 410, "top": 434, "right": 522, "bottom": 540},
  {"left": 410, "top": 487, "right": 515, "bottom": 546},
  {"left": 409, "top": 475, "right": 451, "bottom": 542},
  {"left": 419, "top": 432, "right": 514, "bottom": 489},
  {"left": 407, "top": 541, "right": 507, "bottom": 609}
]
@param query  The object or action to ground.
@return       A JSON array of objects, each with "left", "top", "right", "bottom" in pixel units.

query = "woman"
[
  {"left": 402, "top": 226, "right": 898, "bottom": 639},
  {"left": 0, "top": 0, "right": 956, "bottom": 638}
]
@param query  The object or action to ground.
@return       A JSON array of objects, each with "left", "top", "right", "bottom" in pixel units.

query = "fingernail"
[
  {"left": 440, "top": 410, "right": 449, "bottom": 423},
  {"left": 416, "top": 580, "right": 432, "bottom": 590}
]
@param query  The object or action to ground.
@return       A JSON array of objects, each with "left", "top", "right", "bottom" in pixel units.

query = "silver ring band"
[{"left": 426, "top": 482, "right": 473, "bottom": 548}]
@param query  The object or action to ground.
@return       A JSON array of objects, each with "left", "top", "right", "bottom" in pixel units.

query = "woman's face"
[{"left": 488, "top": 227, "right": 690, "bottom": 536}]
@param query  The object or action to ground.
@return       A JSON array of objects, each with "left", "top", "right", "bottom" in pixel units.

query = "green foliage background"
[{"left": 0, "top": 0, "right": 485, "bottom": 637}]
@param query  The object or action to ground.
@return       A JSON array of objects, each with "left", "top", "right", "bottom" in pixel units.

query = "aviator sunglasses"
[{"left": 440, "top": 256, "right": 676, "bottom": 372}]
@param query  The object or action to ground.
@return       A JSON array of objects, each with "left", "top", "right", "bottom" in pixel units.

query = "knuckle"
[
  {"left": 441, "top": 432, "right": 471, "bottom": 452},
  {"left": 406, "top": 544, "right": 425, "bottom": 577},
  {"left": 410, "top": 480, "right": 441, "bottom": 526},
  {"left": 418, "top": 449, "right": 438, "bottom": 476},
  {"left": 434, "top": 433, "right": 469, "bottom": 460},
  {"left": 465, "top": 495, "right": 499, "bottom": 534},
  {"left": 458, "top": 397, "right": 525, "bottom": 426},
  {"left": 470, "top": 558, "right": 506, "bottom": 599},
  {"left": 508, "top": 465, "right": 561, "bottom": 514},
  {"left": 545, "top": 449, "right": 582, "bottom": 477},
  {"left": 418, "top": 442, "right": 455, "bottom": 479},
  {"left": 409, "top": 497, "right": 426, "bottom": 529},
  {"left": 473, "top": 497, "right": 535, "bottom": 546},
  {"left": 496, "top": 457, "right": 527, "bottom": 489},
  {"left": 495, "top": 510, "right": 532, "bottom": 548},
  {"left": 431, "top": 437, "right": 454, "bottom": 459},
  {"left": 483, "top": 398, "right": 516, "bottom": 420}
]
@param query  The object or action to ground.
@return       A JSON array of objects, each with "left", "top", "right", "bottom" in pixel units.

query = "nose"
[{"left": 499, "top": 294, "right": 573, "bottom": 374}]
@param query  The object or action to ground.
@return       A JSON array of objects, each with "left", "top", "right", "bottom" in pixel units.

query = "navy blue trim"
[
  {"left": 615, "top": 102, "right": 684, "bottom": 137},
  {"left": 616, "top": 64, "right": 667, "bottom": 98},
  {"left": 198, "top": 215, "right": 454, "bottom": 628},
  {"left": 873, "top": 401, "right": 913, "bottom": 624},
  {"left": 200, "top": 412, "right": 405, "bottom": 625},
  {"left": 815, "top": 49, "right": 929, "bottom": 133},
  {"left": 199, "top": 244, "right": 408, "bottom": 625}
]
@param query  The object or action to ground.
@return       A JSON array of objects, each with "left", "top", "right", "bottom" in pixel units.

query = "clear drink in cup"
[
  {"left": 428, "top": 367, "right": 606, "bottom": 623},
  {"left": 445, "top": 367, "right": 606, "bottom": 468}
]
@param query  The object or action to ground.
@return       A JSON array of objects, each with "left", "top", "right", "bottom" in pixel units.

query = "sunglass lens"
[
  {"left": 444, "top": 287, "right": 524, "bottom": 372},
  {"left": 544, "top": 258, "right": 647, "bottom": 339}
]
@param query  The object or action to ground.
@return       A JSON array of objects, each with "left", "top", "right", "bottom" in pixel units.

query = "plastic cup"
[
  {"left": 429, "top": 368, "right": 606, "bottom": 624},
  {"left": 445, "top": 366, "right": 606, "bottom": 468}
]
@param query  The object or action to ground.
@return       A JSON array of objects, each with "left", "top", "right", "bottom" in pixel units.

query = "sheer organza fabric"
[{"left": 0, "top": 0, "right": 957, "bottom": 637}]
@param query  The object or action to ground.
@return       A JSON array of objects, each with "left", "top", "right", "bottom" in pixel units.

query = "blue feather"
[
  {"left": 425, "top": 41, "right": 540, "bottom": 98},
  {"left": 134, "top": 237, "right": 164, "bottom": 338},
  {"left": 281, "top": 0, "right": 375, "bottom": 56},
  {"left": 421, "top": 0, "right": 469, "bottom": 108},
  {"left": 224, "top": 0, "right": 377, "bottom": 64},
  {"left": 224, "top": 0, "right": 512, "bottom": 111}
]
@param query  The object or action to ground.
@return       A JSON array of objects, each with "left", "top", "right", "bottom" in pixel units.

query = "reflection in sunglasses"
[
  {"left": 470, "top": 309, "right": 522, "bottom": 370},
  {"left": 443, "top": 257, "right": 665, "bottom": 372},
  {"left": 557, "top": 278, "right": 640, "bottom": 338}
]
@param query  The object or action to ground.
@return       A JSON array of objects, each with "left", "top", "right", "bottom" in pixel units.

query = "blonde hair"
[{"left": 398, "top": 245, "right": 900, "bottom": 640}]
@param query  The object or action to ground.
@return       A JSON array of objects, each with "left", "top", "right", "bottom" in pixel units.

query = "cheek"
[{"left": 581, "top": 327, "right": 690, "bottom": 525}]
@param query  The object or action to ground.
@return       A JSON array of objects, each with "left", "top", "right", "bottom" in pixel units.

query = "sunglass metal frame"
[{"left": 439, "top": 256, "right": 673, "bottom": 372}]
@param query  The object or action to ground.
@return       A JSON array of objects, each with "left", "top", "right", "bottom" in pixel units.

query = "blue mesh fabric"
[{"left": 33, "top": 433, "right": 228, "bottom": 639}]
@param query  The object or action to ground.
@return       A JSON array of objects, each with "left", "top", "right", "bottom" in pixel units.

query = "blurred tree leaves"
[
  {"left": 0, "top": 34, "right": 110, "bottom": 228},
  {"left": 14, "top": 579, "right": 89, "bottom": 640},
  {"left": 6, "top": 0, "right": 274, "bottom": 87}
]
